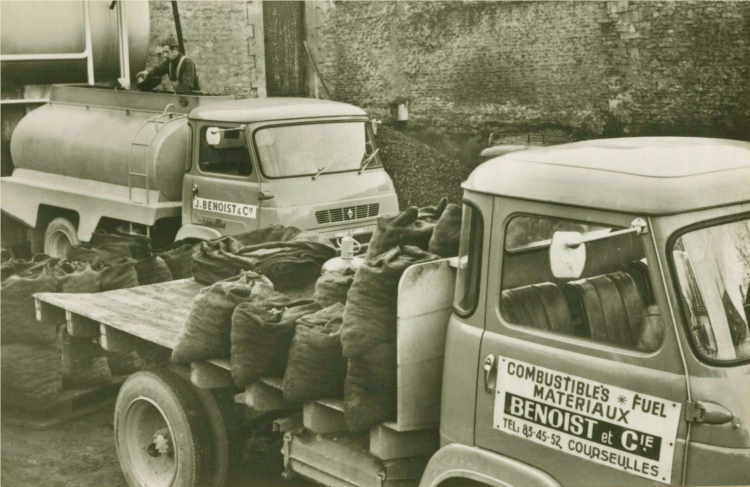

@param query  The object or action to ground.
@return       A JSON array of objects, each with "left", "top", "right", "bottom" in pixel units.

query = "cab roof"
[
  {"left": 464, "top": 137, "right": 750, "bottom": 215},
  {"left": 189, "top": 97, "right": 367, "bottom": 123}
]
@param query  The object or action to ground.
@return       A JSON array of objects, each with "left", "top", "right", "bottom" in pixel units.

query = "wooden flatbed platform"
[{"left": 36, "top": 278, "right": 204, "bottom": 352}]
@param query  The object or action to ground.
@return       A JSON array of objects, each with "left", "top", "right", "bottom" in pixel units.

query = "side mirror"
[
  {"left": 550, "top": 231, "right": 586, "bottom": 279},
  {"left": 370, "top": 119, "right": 381, "bottom": 135},
  {"left": 206, "top": 127, "right": 221, "bottom": 145}
]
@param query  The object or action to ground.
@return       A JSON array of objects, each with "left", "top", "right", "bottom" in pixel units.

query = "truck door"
[
  {"left": 187, "top": 124, "right": 260, "bottom": 236},
  {"left": 474, "top": 198, "right": 690, "bottom": 487}
]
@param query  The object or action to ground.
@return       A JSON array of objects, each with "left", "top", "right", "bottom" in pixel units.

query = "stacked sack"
[
  {"left": 171, "top": 270, "right": 276, "bottom": 363},
  {"left": 341, "top": 246, "right": 438, "bottom": 430},
  {"left": 337, "top": 199, "right": 461, "bottom": 431},
  {"left": 366, "top": 198, "right": 462, "bottom": 260},
  {"left": 231, "top": 294, "right": 322, "bottom": 387},
  {"left": 191, "top": 225, "right": 336, "bottom": 289},
  {"left": 0, "top": 254, "right": 107, "bottom": 405}
]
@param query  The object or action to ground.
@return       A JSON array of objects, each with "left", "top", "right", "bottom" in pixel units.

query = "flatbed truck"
[{"left": 33, "top": 137, "right": 750, "bottom": 487}]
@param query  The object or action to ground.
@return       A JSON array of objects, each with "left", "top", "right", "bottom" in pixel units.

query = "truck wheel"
[
  {"left": 115, "top": 369, "right": 213, "bottom": 487},
  {"left": 192, "top": 388, "right": 235, "bottom": 487},
  {"left": 43, "top": 217, "right": 80, "bottom": 257}
]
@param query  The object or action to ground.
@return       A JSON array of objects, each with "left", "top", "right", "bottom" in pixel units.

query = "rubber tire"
[
  {"left": 193, "top": 388, "right": 237, "bottom": 487},
  {"left": 167, "top": 364, "right": 239, "bottom": 487},
  {"left": 114, "top": 369, "right": 214, "bottom": 487},
  {"left": 43, "top": 217, "right": 80, "bottom": 258}
]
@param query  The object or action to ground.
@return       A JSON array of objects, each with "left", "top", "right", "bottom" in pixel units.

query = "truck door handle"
[
  {"left": 685, "top": 401, "right": 734, "bottom": 425},
  {"left": 258, "top": 190, "right": 274, "bottom": 201},
  {"left": 484, "top": 354, "right": 496, "bottom": 393}
]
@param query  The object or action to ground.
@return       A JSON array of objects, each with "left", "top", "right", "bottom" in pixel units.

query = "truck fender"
[
  {"left": 175, "top": 224, "right": 223, "bottom": 242},
  {"left": 418, "top": 443, "right": 561, "bottom": 487}
]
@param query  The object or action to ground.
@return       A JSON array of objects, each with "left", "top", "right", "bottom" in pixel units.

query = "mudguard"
[
  {"left": 175, "top": 224, "right": 222, "bottom": 242},
  {"left": 418, "top": 443, "right": 561, "bottom": 487}
]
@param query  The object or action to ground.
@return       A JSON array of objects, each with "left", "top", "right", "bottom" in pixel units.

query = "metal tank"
[
  {"left": 10, "top": 86, "right": 233, "bottom": 203},
  {"left": 1, "top": 0, "right": 149, "bottom": 85}
]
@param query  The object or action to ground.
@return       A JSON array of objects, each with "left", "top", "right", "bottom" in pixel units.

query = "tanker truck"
[
  {"left": 1, "top": 84, "right": 399, "bottom": 256},
  {"left": 32, "top": 137, "right": 750, "bottom": 487}
]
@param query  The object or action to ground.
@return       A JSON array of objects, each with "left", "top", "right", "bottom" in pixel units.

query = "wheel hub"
[{"left": 151, "top": 427, "right": 173, "bottom": 457}]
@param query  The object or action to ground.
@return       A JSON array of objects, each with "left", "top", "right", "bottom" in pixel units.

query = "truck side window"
[
  {"left": 454, "top": 203, "right": 484, "bottom": 317},
  {"left": 671, "top": 218, "right": 750, "bottom": 363},
  {"left": 199, "top": 126, "right": 252, "bottom": 176},
  {"left": 500, "top": 215, "right": 663, "bottom": 352}
]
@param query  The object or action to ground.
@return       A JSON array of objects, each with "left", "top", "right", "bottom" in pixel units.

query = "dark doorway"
[{"left": 263, "top": 1, "right": 306, "bottom": 97}]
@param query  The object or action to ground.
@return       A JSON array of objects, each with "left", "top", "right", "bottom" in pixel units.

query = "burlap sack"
[
  {"left": 344, "top": 342, "right": 397, "bottom": 431},
  {"left": 52, "top": 262, "right": 101, "bottom": 294},
  {"left": 191, "top": 225, "right": 335, "bottom": 288},
  {"left": 99, "top": 257, "right": 139, "bottom": 291},
  {"left": 1, "top": 343, "right": 63, "bottom": 406},
  {"left": 230, "top": 297, "right": 322, "bottom": 387},
  {"left": 60, "top": 328, "right": 104, "bottom": 376},
  {"left": 63, "top": 356, "right": 113, "bottom": 389},
  {"left": 66, "top": 243, "right": 134, "bottom": 264},
  {"left": 341, "top": 246, "right": 438, "bottom": 358},
  {"left": 171, "top": 271, "right": 275, "bottom": 363},
  {"left": 134, "top": 254, "right": 173, "bottom": 286},
  {"left": 282, "top": 304, "right": 346, "bottom": 402},
  {"left": 313, "top": 268, "right": 355, "bottom": 307},
  {"left": 89, "top": 229, "right": 152, "bottom": 259},
  {"left": 1, "top": 254, "right": 59, "bottom": 282},
  {"left": 106, "top": 350, "right": 145, "bottom": 375},
  {"left": 156, "top": 242, "right": 195, "bottom": 280},
  {"left": 1, "top": 266, "right": 59, "bottom": 345},
  {"left": 428, "top": 203, "right": 462, "bottom": 257},
  {"left": 366, "top": 202, "right": 445, "bottom": 260}
]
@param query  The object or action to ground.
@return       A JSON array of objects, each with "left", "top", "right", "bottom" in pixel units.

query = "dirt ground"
[{"left": 1, "top": 402, "right": 312, "bottom": 487}]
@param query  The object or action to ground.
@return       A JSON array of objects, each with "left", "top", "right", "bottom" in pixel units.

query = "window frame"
[
  {"left": 452, "top": 200, "right": 485, "bottom": 319},
  {"left": 251, "top": 119, "right": 382, "bottom": 180},
  {"left": 666, "top": 211, "right": 750, "bottom": 367},
  {"left": 196, "top": 123, "right": 254, "bottom": 179}
]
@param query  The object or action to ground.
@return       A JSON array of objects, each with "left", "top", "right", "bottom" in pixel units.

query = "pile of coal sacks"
[
  {"left": 375, "top": 126, "right": 473, "bottom": 210},
  {"left": 172, "top": 206, "right": 462, "bottom": 431},
  {"left": 0, "top": 229, "right": 175, "bottom": 407}
]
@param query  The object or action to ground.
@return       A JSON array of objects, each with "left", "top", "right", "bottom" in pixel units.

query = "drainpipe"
[{"left": 171, "top": 1, "right": 186, "bottom": 55}]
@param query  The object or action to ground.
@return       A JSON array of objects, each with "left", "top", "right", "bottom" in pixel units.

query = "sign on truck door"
[
  {"left": 474, "top": 198, "right": 689, "bottom": 486},
  {"left": 188, "top": 124, "right": 261, "bottom": 235}
]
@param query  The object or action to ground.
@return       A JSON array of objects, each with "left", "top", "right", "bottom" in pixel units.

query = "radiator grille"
[{"left": 315, "top": 203, "right": 380, "bottom": 225}]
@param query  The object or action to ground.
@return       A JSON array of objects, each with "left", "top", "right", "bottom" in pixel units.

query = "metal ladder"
[{"left": 128, "top": 104, "right": 187, "bottom": 205}]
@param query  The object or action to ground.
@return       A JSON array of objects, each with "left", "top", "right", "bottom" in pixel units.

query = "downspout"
[{"left": 172, "top": 1, "right": 186, "bottom": 55}]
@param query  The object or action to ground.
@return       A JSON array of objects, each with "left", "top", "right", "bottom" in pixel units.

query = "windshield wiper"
[
  {"left": 358, "top": 148, "right": 380, "bottom": 175},
  {"left": 312, "top": 159, "right": 338, "bottom": 180}
]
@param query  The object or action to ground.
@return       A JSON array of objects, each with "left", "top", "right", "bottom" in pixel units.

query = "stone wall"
[
  {"left": 306, "top": 1, "right": 750, "bottom": 150},
  {"left": 148, "top": 0, "right": 265, "bottom": 97}
]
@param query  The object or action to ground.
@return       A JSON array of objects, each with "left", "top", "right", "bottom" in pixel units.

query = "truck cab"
[
  {"left": 179, "top": 97, "right": 397, "bottom": 245},
  {"left": 429, "top": 137, "right": 750, "bottom": 487}
]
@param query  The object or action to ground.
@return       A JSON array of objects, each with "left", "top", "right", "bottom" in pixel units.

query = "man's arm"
[{"left": 136, "top": 59, "right": 169, "bottom": 89}]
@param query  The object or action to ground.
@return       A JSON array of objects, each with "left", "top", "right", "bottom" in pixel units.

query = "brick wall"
[
  {"left": 148, "top": 0, "right": 265, "bottom": 97},
  {"left": 306, "top": 1, "right": 750, "bottom": 145}
]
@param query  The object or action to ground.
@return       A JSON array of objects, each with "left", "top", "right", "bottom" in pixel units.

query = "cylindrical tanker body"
[
  {"left": 10, "top": 91, "right": 192, "bottom": 202},
  {"left": 1, "top": 0, "right": 150, "bottom": 85}
]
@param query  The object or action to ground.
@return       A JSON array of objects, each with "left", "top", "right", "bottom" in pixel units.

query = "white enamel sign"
[
  {"left": 193, "top": 197, "right": 257, "bottom": 219},
  {"left": 493, "top": 357, "right": 682, "bottom": 484}
]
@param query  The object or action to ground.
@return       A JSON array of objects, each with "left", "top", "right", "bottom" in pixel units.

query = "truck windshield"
[
  {"left": 672, "top": 217, "right": 750, "bottom": 363},
  {"left": 254, "top": 122, "right": 380, "bottom": 178}
]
